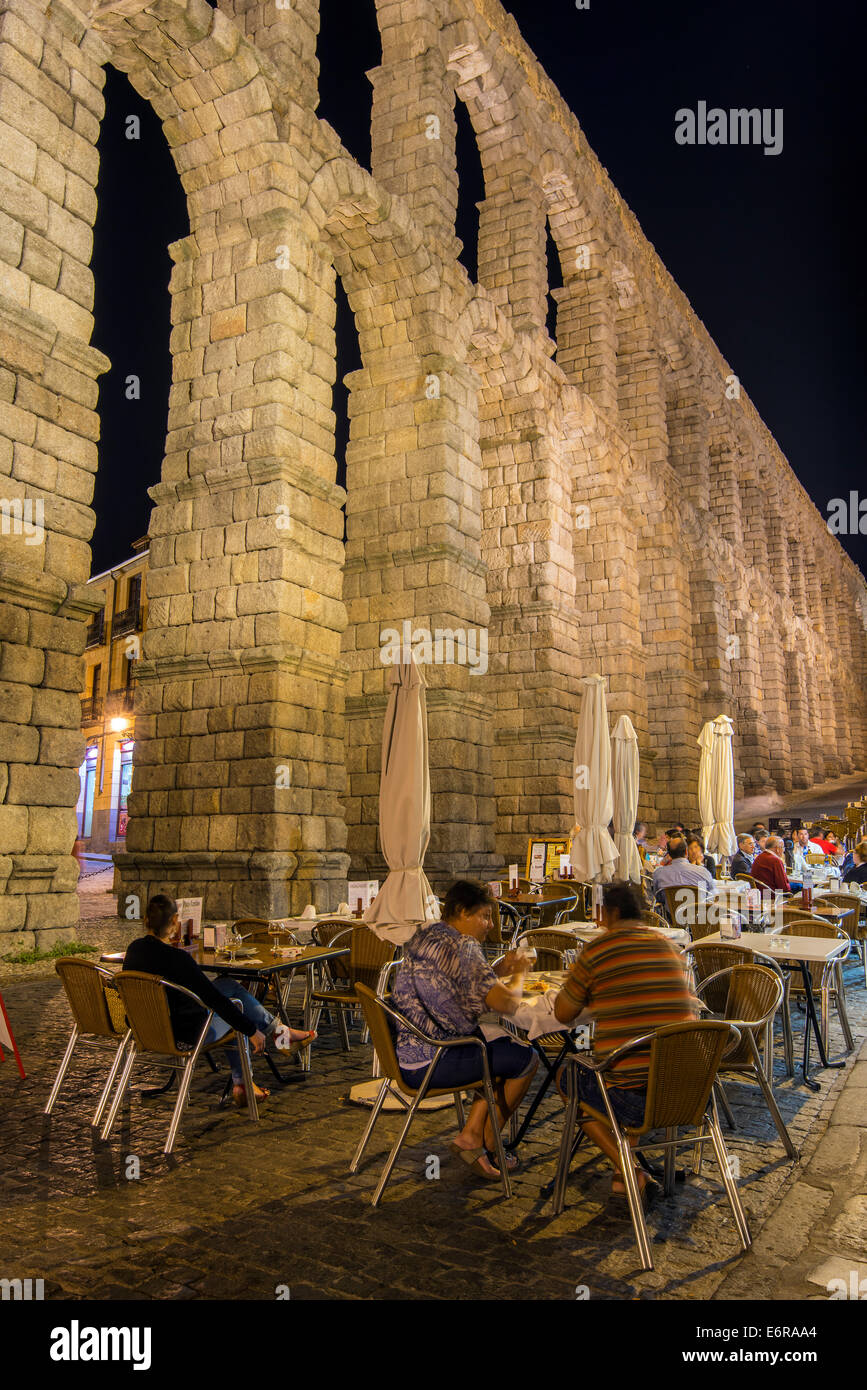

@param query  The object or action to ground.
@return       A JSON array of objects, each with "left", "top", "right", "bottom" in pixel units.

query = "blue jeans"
[
  {"left": 205, "top": 978, "right": 276, "bottom": 1083},
  {"left": 556, "top": 1065, "right": 647, "bottom": 1128}
]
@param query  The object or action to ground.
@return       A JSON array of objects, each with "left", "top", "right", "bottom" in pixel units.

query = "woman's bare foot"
[
  {"left": 233, "top": 1082, "right": 269, "bottom": 1107},
  {"left": 452, "top": 1134, "right": 501, "bottom": 1178}
]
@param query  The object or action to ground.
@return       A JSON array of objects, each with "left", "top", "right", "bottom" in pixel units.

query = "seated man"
[
  {"left": 651, "top": 835, "right": 714, "bottom": 911},
  {"left": 553, "top": 880, "right": 698, "bottom": 1203},
  {"left": 792, "top": 827, "right": 816, "bottom": 875},
  {"left": 730, "top": 833, "right": 756, "bottom": 879},
  {"left": 750, "top": 835, "right": 800, "bottom": 894}
]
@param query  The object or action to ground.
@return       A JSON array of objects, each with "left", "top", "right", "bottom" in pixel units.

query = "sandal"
[
  {"left": 232, "top": 1083, "right": 269, "bottom": 1108},
  {"left": 449, "top": 1143, "right": 502, "bottom": 1181},
  {"left": 273, "top": 1026, "right": 317, "bottom": 1056}
]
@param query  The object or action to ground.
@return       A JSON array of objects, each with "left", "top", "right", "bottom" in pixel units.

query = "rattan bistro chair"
[
  {"left": 815, "top": 891, "right": 867, "bottom": 987},
  {"left": 349, "top": 983, "right": 512, "bottom": 1205},
  {"left": 305, "top": 925, "right": 395, "bottom": 1051},
  {"left": 46, "top": 959, "right": 133, "bottom": 1128},
  {"left": 551, "top": 1020, "right": 749, "bottom": 1272},
  {"left": 687, "top": 942, "right": 795, "bottom": 1078},
  {"left": 100, "top": 971, "right": 259, "bottom": 1155},
  {"left": 778, "top": 919, "right": 855, "bottom": 1055},
  {"left": 515, "top": 929, "right": 579, "bottom": 971},
  {"left": 661, "top": 883, "right": 715, "bottom": 939},
  {"left": 695, "top": 965, "right": 798, "bottom": 1160}
]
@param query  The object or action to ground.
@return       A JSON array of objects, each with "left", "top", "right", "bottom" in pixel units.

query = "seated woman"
[
  {"left": 124, "top": 895, "right": 315, "bottom": 1107},
  {"left": 686, "top": 833, "right": 716, "bottom": 878},
  {"left": 392, "top": 879, "right": 538, "bottom": 1181},
  {"left": 553, "top": 880, "right": 698, "bottom": 1204},
  {"left": 843, "top": 840, "right": 867, "bottom": 886}
]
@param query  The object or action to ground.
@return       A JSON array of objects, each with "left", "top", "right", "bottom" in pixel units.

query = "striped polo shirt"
[{"left": 560, "top": 920, "right": 697, "bottom": 1085}]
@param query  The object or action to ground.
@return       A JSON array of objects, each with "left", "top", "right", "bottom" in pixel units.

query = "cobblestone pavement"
[{"left": 1, "top": 947, "right": 865, "bottom": 1301}]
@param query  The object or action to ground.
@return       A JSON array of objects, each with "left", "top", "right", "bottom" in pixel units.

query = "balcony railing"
[
  {"left": 80, "top": 695, "right": 103, "bottom": 724},
  {"left": 111, "top": 603, "right": 142, "bottom": 640},
  {"left": 105, "top": 688, "right": 135, "bottom": 717},
  {"left": 85, "top": 612, "right": 106, "bottom": 648}
]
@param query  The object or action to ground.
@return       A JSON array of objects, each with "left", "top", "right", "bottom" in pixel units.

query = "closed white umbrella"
[
  {"left": 570, "top": 675, "right": 619, "bottom": 883},
  {"left": 697, "top": 720, "right": 715, "bottom": 845},
  {"left": 708, "top": 714, "right": 737, "bottom": 857},
  {"left": 611, "top": 715, "right": 641, "bottom": 883},
  {"left": 365, "top": 658, "right": 438, "bottom": 945}
]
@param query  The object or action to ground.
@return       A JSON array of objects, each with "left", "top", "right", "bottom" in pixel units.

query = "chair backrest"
[
  {"left": 643, "top": 909, "right": 670, "bottom": 932},
  {"left": 233, "top": 917, "right": 299, "bottom": 947},
  {"left": 688, "top": 943, "right": 756, "bottom": 1013},
  {"left": 536, "top": 896, "right": 576, "bottom": 928},
  {"left": 518, "top": 929, "right": 577, "bottom": 971},
  {"left": 312, "top": 919, "right": 354, "bottom": 980},
  {"left": 640, "top": 1020, "right": 738, "bottom": 1131},
  {"left": 113, "top": 972, "right": 193, "bottom": 1055},
  {"left": 713, "top": 965, "right": 783, "bottom": 1067},
  {"left": 735, "top": 872, "right": 763, "bottom": 890},
  {"left": 779, "top": 917, "right": 839, "bottom": 990},
  {"left": 349, "top": 926, "right": 396, "bottom": 991},
  {"left": 354, "top": 983, "right": 403, "bottom": 1085},
  {"left": 663, "top": 883, "right": 703, "bottom": 929},
  {"left": 54, "top": 958, "right": 125, "bottom": 1039}
]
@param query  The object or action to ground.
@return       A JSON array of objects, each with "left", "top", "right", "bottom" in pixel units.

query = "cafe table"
[
  {"left": 100, "top": 942, "right": 350, "bottom": 1084},
  {"left": 493, "top": 970, "right": 590, "bottom": 1145},
  {"left": 698, "top": 930, "right": 849, "bottom": 1091},
  {"left": 497, "top": 891, "right": 578, "bottom": 928}
]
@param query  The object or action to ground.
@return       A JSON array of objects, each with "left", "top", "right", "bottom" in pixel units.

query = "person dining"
[
  {"left": 124, "top": 894, "right": 315, "bottom": 1107},
  {"left": 553, "top": 880, "right": 698, "bottom": 1204},
  {"left": 391, "top": 879, "right": 538, "bottom": 1181},
  {"left": 686, "top": 833, "right": 716, "bottom": 877},
  {"left": 843, "top": 840, "right": 867, "bottom": 886},
  {"left": 650, "top": 835, "right": 714, "bottom": 908},
  {"left": 749, "top": 835, "right": 800, "bottom": 894},
  {"left": 730, "top": 833, "right": 756, "bottom": 879},
  {"left": 792, "top": 827, "right": 816, "bottom": 875}
]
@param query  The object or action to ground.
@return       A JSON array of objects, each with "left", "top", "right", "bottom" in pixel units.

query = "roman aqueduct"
[{"left": 1, "top": 0, "right": 866, "bottom": 938}]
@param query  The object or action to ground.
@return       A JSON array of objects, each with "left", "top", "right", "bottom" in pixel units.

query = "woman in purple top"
[{"left": 392, "top": 880, "right": 537, "bottom": 1180}]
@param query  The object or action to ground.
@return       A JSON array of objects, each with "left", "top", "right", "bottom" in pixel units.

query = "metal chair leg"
[
  {"left": 552, "top": 1073, "right": 581, "bottom": 1216},
  {"left": 101, "top": 1044, "right": 137, "bottom": 1140},
  {"left": 337, "top": 1007, "right": 351, "bottom": 1053},
  {"left": 693, "top": 1119, "right": 707, "bottom": 1176},
  {"left": 820, "top": 986, "right": 830, "bottom": 1055},
  {"left": 235, "top": 1037, "right": 259, "bottom": 1123},
  {"left": 745, "top": 1035, "right": 798, "bottom": 1160},
  {"left": 616, "top": 1125, "right": 653, "bottom": 1271},
  {"left": 350, "top": 1079, "right": 391, "bottom": 1172},
  {"left": 92, "top": 1032, "right": 132, "bottom": 1127},
  {"left": 715, "top": 1079, "right": 737, "bottom": 1130},
  {"left": 780, "top": 984, "right": 795, "bottom": 1077},
  {"left": 371, "top": 1083, "right": 428, "bottom": 1206},
  {"left": 164, "top": 1055, "right": 197, "bottom": 1156},
  {"left": 663, "top": 1127, "right": 677, "bottom": 1196},
  {"left": 834, "top": 965, "right": 855, "bottom": 1053},
  {"left": 481, "top": 1073, "right": 512, "bottom": 1199},
  {"left": 45, "top": 1026, "right": 80, "bottom": 1115},
  {"left": 454, "top": 1093, "right": 466, "bottom": 1130},
  {"left": 708, "top": 1093, "right": 751, "bottom": 1251}
]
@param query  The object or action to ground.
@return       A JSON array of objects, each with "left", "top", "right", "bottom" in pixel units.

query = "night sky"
[{"left": 90, "top": 0, "right": 865, "bottom": 579}]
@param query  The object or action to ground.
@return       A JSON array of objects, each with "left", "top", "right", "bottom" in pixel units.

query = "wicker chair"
[
  {"left": 643, "top": 908, "right": 671, "bottom": 933},
  {"left": 551, "top": 1020, "right": 749, "bottom": 1272},
  {"left": 305, "top": 925, "right": 396, "bottom": 1050},
  {"left": 686, "top": 941, "right": 794, "bottom": 1078},
  {"left": 482, "top": 899, "right": 522, "bottom": 960},
  {"left": 815, "top": 891, "right": 867, "bottom": 987},
  {"left": 787, "top": 892, "right": 860, "bottom": 953},
  {"left": 45, "top": 959, "right": 133, "bottom": 1128},
  {"left": 661, "top": 883, "right": 714, "bottom": 939},
  {"left": 514, "top": 929, "right": 579, "bottom": 972},
  {"left": 100, "top": 971, "right": 259, "bottom": 1154},
  {"left": 777, "top": 920, "right": 855, "bottom": 1054},
  {"left": 349, "top": 983, "right": 512, "bottom": 1205},
  {"left": 695, "top": 965, "right": 797, "bottom": 1159}
]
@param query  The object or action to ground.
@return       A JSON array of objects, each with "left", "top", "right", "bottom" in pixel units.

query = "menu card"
[
  {"left": 348, "top": 880, "right": 379, "bottom": 912},
  {"left": 176, "top": 897, "right": 203, "bottom": 942}
]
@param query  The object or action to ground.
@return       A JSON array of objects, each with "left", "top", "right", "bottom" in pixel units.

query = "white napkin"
[
  {"left": 337, "top": 902, "right": 350, "bottom": 916},
  {"left": 300, "top": 905, "right": 317, "bottom": 920},
  {"left": 512, "top": 993, "right": 567, "bottom": 1040}
]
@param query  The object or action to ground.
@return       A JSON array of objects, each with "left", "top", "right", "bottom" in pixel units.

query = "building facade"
[
  {"left": 1, "top": 0, "right": 866, "bottom": 946},
  {"left": 76, "top": 542, "right": 148, "bottom": 854}
]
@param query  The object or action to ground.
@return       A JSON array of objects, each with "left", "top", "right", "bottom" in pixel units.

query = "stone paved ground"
[{"left": 1, "top": 948, "right": 865, "bottom": 1301}]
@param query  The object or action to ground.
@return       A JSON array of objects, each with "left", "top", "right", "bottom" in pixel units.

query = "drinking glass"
[{"left": 225, "top": 927, "right": 242, "bottom": 963}]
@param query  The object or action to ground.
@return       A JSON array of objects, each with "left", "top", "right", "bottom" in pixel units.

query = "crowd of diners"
[{"left": 120, "top": 815, "right": 866, "bottom": 1202}]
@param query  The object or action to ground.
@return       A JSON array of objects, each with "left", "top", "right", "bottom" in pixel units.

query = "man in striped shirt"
[{"left": 554, "top": 880, "right": 698, "bottom": 1203}]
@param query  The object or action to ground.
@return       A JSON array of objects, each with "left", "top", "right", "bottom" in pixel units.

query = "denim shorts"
[
  {"left": 399, "top": 1035, "right": 536, "bottom": 1092},
  {"left": 557, "top": 1065, "right": 647, "bottom": 1128}
]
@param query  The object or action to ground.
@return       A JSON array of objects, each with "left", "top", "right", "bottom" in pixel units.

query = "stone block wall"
[{"left": 1, "top": 0, "right": 865, "bottom": 944}]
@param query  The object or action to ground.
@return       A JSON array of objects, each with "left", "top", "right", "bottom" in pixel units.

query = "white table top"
[
  {"left": 699, "top": 930, "right": 848, "bottom": 962},
  {"left": 558, "top": 921, "right": 691, "bottom": 946}
]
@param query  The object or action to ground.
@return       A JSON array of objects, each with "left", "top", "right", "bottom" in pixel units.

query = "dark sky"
[{"left": 91, "top": 0, "right": 865, "bottom": 578}]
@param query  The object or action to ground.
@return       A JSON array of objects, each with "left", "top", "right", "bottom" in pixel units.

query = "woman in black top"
[
  {"left": 124, "top": 895, "right": 314, "bottom": 1106},
  {"left": 686, "top": 834, "right": 716, "bottom": 879},
  {"left": 843, "top": 840, "right": 867, "bottom": 886}
]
